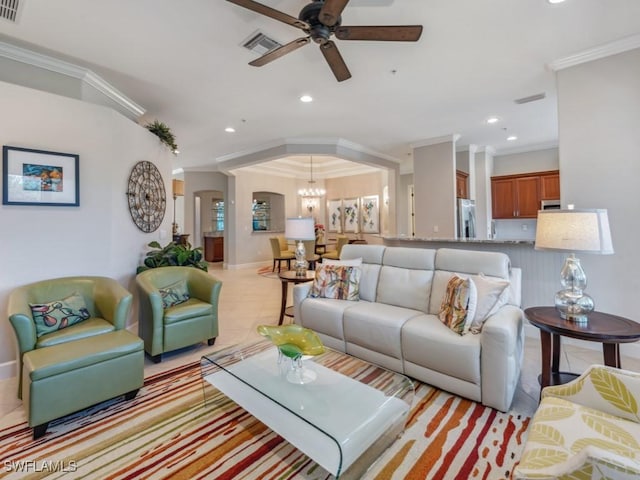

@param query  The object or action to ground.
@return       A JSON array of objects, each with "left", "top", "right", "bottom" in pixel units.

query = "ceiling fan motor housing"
[{"left": 299, "top": 1, "right": 340, "bottom": 43}]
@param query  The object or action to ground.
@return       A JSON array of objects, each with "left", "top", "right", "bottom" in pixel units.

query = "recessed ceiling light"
[
  {"left": 486, "top": 116, "right": 500, "bottom": 124},
  {"left": 507, "top": 135, "right": 518, "bottom": 141},
  {"left": 547, "top": 0, "right": 565, "bottom": 4},
  {"left": 300, "top": 95, "right": 313, "bottom": 103},
  {"left": 225, "top": 127, "right": 236, "bottom": 133}
]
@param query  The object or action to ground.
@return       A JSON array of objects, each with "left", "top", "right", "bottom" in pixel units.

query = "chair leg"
[
  {"left": 33, "top": 422, "right": 49, "bottom": 440},
  {"left": 272, "top": 259, "right": 276, "bottom": 272},
  {"left": 208, "top": 337, "right": 216, "bottom": 346},
  {"left": 287, "top": 259, "right": 291, "bottom": 270},
  {"left": 124, "top": 389, "right": 139, "bottom": 401}
]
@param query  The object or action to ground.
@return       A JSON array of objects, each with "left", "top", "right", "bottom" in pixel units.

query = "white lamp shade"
[
  {"left": 285, "top": 217, "right": 315, "bottom": 241},
  {"left": 535, "top": 209, "right": 614, "bottom": 254}
]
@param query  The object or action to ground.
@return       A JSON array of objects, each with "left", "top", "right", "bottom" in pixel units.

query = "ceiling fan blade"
[
  {"left": 335, "top": 25, "right": 423, "bottom": 41},
  {"left": 226, "top": 0, "right": 308, "bottom": 30},
  {"left": 320, "top": 41, "right": 351, "bottom": 82},
  {"left": 249, "top": 37, "right": 310, "bottom": 67},
  {"left": 319, "top": 0, "right": 350, "bottom": 27}
]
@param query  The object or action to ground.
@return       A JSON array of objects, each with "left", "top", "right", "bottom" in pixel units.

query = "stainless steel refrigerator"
[{"left": 457, "top": 199, "right": 476, "bottom": 238}]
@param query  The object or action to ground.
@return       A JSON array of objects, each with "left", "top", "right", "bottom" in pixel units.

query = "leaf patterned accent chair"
[{"left": 513, "top": 365, "right": 640, "bottom": 479}]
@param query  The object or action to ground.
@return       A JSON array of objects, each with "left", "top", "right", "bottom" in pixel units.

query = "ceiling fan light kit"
[{"left": 227, "top": 0, "right": 423, "bottom": 82}]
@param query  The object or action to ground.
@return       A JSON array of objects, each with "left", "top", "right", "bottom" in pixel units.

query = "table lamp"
[
  {"left": 285, "top": 217, "right": 315, "bottom": 276},
  {"left": 172, "top": 179, "right": 184, "bottom": 236},
  {"left": 535, "top": 207, "right": 614, "bottom": 323}
]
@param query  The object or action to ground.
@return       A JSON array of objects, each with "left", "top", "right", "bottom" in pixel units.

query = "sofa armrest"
[
  {"left": 543, "top": 365, "right": 640, "bottom": 423},
  {"left": 93, "top": 278, "right": 133, "bottom": 330},
  {"left": 293, "top": 283, "right": 313, "bottom": 325},
  {"left": 480, "top": 304, "right": 525, "bottom": 411}
]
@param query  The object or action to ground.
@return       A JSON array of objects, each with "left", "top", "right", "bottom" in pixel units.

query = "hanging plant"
[{"left": 145, "top": 120, "right": 178, "bottom": 154}]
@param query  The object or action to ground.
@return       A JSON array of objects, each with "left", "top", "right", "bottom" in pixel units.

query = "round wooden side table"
[
  {"left": 278, "top": 270, "right": 315, "bottom": 325},
  {"left": 525, "top": 306, "right": 640, "bottom": 389}
]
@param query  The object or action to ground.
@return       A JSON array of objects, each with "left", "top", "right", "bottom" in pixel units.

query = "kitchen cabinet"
[
  {"left": 491, "top": 174, "right": 540, "bottom": 219},
  {"left": 540, "top": 171, "right": 560, "bottom": 200},
  {"left": 456, "top": 170, "right": 468, "bottom": 199},
  {"left": 204, "top": 236, "right": 223, "bottom": 262}
]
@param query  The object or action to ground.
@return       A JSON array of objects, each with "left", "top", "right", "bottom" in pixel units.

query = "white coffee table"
[{"left": 201, "top": 339, "right": 414, "bottom": 479}]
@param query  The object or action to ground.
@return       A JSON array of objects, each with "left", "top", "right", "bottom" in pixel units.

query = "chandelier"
[{"left": 298, "top": 156, "right": 326, "bottom": 198}]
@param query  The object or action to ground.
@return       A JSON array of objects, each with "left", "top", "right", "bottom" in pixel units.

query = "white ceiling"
[{"left": 0, "top": 0, "right": 639, "bottom": 179}]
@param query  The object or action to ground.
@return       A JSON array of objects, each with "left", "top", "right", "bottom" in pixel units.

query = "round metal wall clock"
[{"left": 126, "top": 161, "right": 166, "bottom": 233}]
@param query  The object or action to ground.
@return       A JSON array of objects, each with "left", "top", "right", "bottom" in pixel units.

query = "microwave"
[{"left": 541, "top": 199, "right": 561, "bottom": 210}]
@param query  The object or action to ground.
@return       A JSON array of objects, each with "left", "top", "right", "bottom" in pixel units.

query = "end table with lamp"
[{"left": 529, "top": 206, "right": 640, "bottom": 389}]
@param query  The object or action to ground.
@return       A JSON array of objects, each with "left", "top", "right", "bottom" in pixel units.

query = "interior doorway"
[{"left": 194, "top": 190, "right": 225, "bottom": 262}]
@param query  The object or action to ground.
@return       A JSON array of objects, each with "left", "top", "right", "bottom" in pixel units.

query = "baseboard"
[
  {"left": 226, "top": 261, "right": 271, "bottom": 270},
  {"left": 524, "top": 323, "right": 640, "bottom": 360},
  {"left": 0, "top": 360, "right": 16, "bottom": 381}
]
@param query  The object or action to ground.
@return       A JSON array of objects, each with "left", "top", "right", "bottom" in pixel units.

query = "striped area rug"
[{"left": 0, "top": 358, "right": 529, "bottom": 480}]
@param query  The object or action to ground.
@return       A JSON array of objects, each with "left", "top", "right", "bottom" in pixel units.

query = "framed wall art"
[
  {"left": 342, "top": 197, "right": 360, "bottom": 233},
  {"left": 361, "top": 195, "right": 380, "bottom": 233},
  {"left": 2, "top": 146, "right": 80, "bottom": 206},
  {"left": 328, "top": 199, "right": 342, "bottom": 232}
]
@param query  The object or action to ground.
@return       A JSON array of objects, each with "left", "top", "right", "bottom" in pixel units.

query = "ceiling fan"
[{"left": 227, "top": 0, "right": 423, "bottom": 82}]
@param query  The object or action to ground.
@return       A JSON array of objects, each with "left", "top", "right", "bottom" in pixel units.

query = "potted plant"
[
  {"left": 136, "top": 241, "right": 208, "bottom": 274},
  {"left": 145, "top": 120, "right": 178, "bottom": 154}
]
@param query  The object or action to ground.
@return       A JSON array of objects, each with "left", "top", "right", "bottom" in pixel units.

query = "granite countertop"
[{"left": 381, "top": 236, "right": 535, "bottom": 245}]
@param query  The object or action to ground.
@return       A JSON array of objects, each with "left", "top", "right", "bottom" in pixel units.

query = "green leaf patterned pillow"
[
  {"left": 30, "top": 292, "right": 91, "bottom": 337},
  {"left": 308, "top": 265, "right": 361, "bottom": 301},
  {"left": 159, "top": 279, "right": 190, "bottom": 309}
]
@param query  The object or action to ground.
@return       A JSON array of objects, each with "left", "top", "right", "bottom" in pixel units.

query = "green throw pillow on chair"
[
  {"left": 159, "top": 279, "right": 190, "bottom": 308},
  {"left": 29, "top": 292, "right": 91, "bottom": 337}
]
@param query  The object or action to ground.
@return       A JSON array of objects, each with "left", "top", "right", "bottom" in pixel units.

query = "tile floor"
[{"left": 3, "top": 262, "right": 640, "bottom": 423}]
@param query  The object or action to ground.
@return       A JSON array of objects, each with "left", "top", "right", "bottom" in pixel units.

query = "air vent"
[
  {"left": 0, "top": 0, "right": 22, "bottom": 23},
  {"left": 514, "top": 93, "right": 546, "bottom": 104},
  {"left": 242, "top": 31, "right": 282, "bottom": 55}
]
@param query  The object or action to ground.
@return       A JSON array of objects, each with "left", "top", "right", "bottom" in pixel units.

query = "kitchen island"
[{"left": 382, "top": 236, "right": 564, "bottom": 309}]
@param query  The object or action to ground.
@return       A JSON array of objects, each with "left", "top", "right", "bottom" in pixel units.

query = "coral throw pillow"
[
  {"left": 30, "top": 293, "right": 91, "bottom": 337},
  {"left": 309, "top": 265, "right": 361, "bottom": 301}
]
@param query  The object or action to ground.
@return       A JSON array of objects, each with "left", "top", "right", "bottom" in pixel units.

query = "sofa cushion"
[
  {"left": 343, "top": 302, "right": 422, "bottom": 360},
  {"left": 376, "top": 265, "right": 433, "bottom": 313},
  {"left": 299, "top": 297, "right": 360, "bottom": 341},
  {"left": 435, "top": 248, "right": 510, "bottom": 279},
  {"left": 30, "top": 293, "right": 91, "bottom": 337},
  {"left": 516, "top": 396, "right": 640, "bottom": 479},
  {"left": 36, "top": 318, "right": 116, "bottom": 348},
  {"left": 309, "top": 265, "right": 361, "bottom": 301},
  {"left": 402, "top": 314, "right": 481, "bottom": 384}
]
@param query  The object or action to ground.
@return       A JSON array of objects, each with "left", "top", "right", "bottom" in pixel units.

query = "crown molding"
[
  {"left": 0, "top": 41, "right": 145, "bottom": 117},
  {"left": 548, "top": 34, "right": 640, "bottom": 72},
  {"left": 495, "top": 140, "right": 558, "bottom": 156},
  {"left": 410, "top": 134, "right": 461, "bottom": 149}
]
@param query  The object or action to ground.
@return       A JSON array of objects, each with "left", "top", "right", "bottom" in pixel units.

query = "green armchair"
[
  {"left": 8, "top": 276, "right": 143, "bottom": 438},
  {"left": 8, "top": 276, "right": 133, "bottom": 398},
  {"left": 136, "top": 266, "right": 222, "bottom": 362}
]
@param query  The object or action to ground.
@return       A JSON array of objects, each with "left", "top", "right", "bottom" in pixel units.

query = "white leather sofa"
[{"left": 293, "top": 245, "right": 524, "bottom": 412}]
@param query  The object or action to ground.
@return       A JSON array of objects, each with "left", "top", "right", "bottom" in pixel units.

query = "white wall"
[
  {"left": 556, "top": 48, "right": 640, "bottom": 320},
  {"left": 413, "top": 140, "right": 456, "bottom": 237},
  {"left": 493, "top": 148, "right": 559, "bottom": 176},
  {"left": 231, "top": 170, "right": 300, "bottom": 267},
  {"left": 0, "top": 80, "right": 172, "bottom": 378}
]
